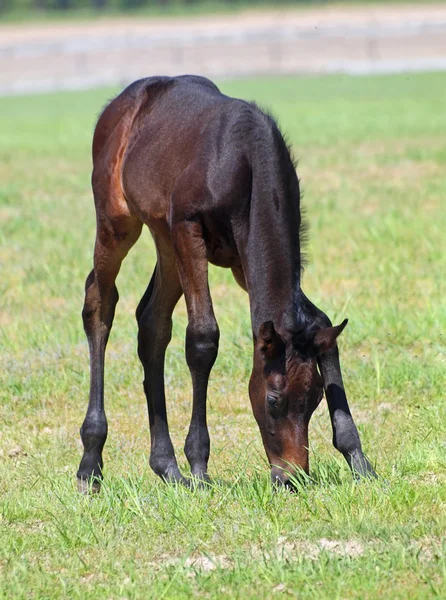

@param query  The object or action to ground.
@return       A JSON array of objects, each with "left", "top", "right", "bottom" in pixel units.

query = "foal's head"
[{"left": 256, "top": 318, "right": 348, "bottom": 487}]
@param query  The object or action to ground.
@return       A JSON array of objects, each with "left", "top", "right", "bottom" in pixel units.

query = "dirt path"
[{"left": 1, "top": 3, "right": 446, "bottom": 94}]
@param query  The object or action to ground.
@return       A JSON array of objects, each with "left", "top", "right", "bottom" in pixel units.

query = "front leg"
[
  {"left": 318, "top": 345, "right": 377, "bottom": 478},
  {"left": 172, "top": 219, "right": 219, "bottom": 481}
]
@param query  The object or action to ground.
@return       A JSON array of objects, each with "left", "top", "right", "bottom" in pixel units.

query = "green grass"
[
  {"left": 2, "top": 0, "right": 443, "bottom": 25},
  {"left": 1, "top": 72, "right": 445, "bottom": 598},
  {"left": 0, "top": 1, "right": 339, "bottom": 25}
]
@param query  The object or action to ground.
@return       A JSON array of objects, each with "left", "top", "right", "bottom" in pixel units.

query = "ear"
[
  {"left": 313, "top": 319, "right": 348, "bottom": 355},
  {"left": 258, "top": 321, "right": 284, "bottom": 360}
]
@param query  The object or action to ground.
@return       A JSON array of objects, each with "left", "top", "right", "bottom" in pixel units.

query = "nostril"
[
  {"left": 271, "top": 468, "right": 293, "bottom": 489},
  {"left": 266, "top": 394, "right": 279, "bottom": 409}
]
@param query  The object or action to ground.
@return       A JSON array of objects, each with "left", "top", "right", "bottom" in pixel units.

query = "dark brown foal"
[{"left": 77, "top": 75, "right": 376, "bottom": 492}]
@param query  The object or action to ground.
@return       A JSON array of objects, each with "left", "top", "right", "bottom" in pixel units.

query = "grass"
[
  {"left": 2, "top": 0, "right": 443, "bottom": 25},
  {"left": 0, "top": 1, "right": 349, "bottom": 25},
  {"left": 0, "top": 72, "right": 445, "bottom": 598}
]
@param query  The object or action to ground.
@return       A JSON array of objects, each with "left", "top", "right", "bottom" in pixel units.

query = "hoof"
[
  {"left": 349, "top": 450, "right": 378, "bottom": 480},
  {"left": 160, "top": 471, "right": 191, "bottom": 488},
  {"left": 77, "top": 477, "right": 101, "bottom": 494},
  {"left": 353, "top": 469, "right": 378, "bottom": 481},
  {"left": 154, "top": 461, "right": 192, "bottom": 488},
  {"left": 190, "top": 473, "right": 212, "bottom": 489}
]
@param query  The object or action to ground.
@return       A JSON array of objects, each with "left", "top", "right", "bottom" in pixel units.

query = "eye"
[{"left": 266, "top": 393, "right": 280, "bottom": 409}]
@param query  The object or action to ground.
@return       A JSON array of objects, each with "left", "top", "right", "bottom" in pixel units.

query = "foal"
[{"left": 77, "top": 75, "right": 376, "bottom": 491}]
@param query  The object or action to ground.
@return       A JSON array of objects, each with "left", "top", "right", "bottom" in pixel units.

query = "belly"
[{"left": 206, "top": 243, "right": 241, "bottom": 268}]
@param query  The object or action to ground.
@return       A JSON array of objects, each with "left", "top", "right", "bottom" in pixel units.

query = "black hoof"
[
  {"left": 161, "top": 474, "right": 196, "bottom": 490},
  {"left": 156, "top": 463, "right": 191, "bottom": 488},
  {"left": 348, "top": 450, "right": 378, "bottom": 480},
  {"left": 189, "top": 472, "right": 212, "bottom": 489},
  {"left": 77, "top": 454, "right": 103, "bottom": 494},
  {"left": 77, "top": 477, "right": 101, "bottom": 494}
]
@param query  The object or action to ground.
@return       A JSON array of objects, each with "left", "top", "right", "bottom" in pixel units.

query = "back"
[{"left": 120, "top": 75, "right": 273, "bottom": 231}]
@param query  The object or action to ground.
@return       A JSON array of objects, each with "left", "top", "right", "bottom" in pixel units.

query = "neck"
[{"left": 239, "top": 173, "right": 305, "bottom": 336}]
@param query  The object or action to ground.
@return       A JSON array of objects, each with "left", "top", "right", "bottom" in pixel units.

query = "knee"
[
  {"left": 186, "top": 320, "right": 219, "bottom": 372},
  {"left": 82, "top": 272, "right": 118, "bottom": 333},
  {"left": 82, "top": 276, "right": 99, "bottom": 335}
]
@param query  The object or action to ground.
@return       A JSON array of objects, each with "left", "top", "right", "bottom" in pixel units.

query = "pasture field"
[
  {"left": 2, "top": 1, "right": 442, "bottom": 24},
  {"left": 0, "top": 72, "right": 445, "bottom": 598}
]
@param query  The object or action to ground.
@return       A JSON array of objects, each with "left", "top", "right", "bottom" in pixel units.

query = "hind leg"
[
  {"left": 77, "top": 216, "right": 142, "bottom": 493},
  {"left": 136, "top": 241, "right": 186, "bottom": 483},
  {"left": 172, "top": 219, "right": 219, "bottom": 481}
]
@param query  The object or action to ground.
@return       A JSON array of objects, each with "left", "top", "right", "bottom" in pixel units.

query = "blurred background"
[{"left": 1, "top": 1, "right": 446, "bottom": 95}]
